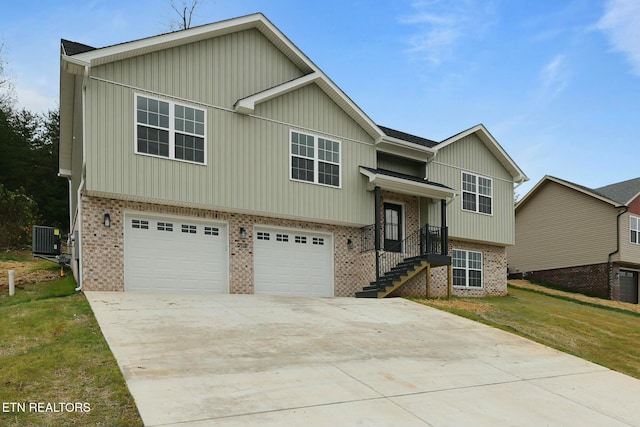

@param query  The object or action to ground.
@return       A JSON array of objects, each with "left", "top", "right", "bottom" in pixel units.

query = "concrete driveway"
[{"left": 86, "top": 292, "right": 640, "bottom": 427}]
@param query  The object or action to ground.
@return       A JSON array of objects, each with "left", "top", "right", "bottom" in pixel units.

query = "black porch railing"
[{"left": 361, "top": 224, "right": 448, "bottom": 282}]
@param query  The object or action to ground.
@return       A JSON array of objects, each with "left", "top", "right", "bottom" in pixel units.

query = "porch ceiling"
[{"left": 360, "top": 167, "right": 457, "bottom": 200}]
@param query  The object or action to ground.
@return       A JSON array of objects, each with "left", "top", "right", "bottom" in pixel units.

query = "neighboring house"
[
  {"left": 59, "top": 13, "right": 527, "bottom": 298},
  {"left": 508, "top": 175, "right": 640, "bottom": 304}
]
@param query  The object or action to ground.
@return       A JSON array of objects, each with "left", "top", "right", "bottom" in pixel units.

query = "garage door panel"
[
  {"left": 254, "top": 227, "right": 333, "bottom": 297},
  {"left": 124, "top": 214, "right": 228, "bottom": 293}
]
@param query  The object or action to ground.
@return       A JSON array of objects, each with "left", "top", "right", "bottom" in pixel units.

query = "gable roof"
[
  {"left": 60, "top": 13, "right": 384, "bottom": 141},
  {"left": 436, "top": 124, "right": 528, "bottom": 183},
  {"left": 516, "top": 175, "right": 623, "bottom": 211},
  {"left": 594, "top": 177, "right": 640, "bottom": 205},
  {"left": 377, "top": 126, "right": 438, "bottom": 149},
  {"left": 61, "top": 39, "right": 96, "bottom": 56}
]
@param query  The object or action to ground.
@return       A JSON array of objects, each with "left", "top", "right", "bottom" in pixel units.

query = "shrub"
[{"left": 0, "top": 183, "right": 39, "bottom": 249}]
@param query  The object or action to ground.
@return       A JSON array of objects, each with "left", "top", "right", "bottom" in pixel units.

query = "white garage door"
[
  {"left": 254, "top": 227, "right": 334, "bottom": 296},
  {"left": 124, "top": 213, "right": 228, "bottom": 292}
]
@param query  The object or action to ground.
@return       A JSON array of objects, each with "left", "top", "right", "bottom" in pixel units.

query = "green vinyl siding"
[
  {"left": 91, "top": 29, "right": 304, "bottom": 108},
  {"left": 83, "top": 29, "right": 376, "bottom": 226},
  {"left": 428, "top": 134, "right": 515, "bottom": 245}
]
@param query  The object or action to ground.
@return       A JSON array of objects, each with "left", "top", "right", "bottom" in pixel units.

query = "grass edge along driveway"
[
  {"left": 0, "top": 273, "right": 143, "bottom": 427},
  {"left": 413, "top": 283, "right": 640, "bottom": 380}
]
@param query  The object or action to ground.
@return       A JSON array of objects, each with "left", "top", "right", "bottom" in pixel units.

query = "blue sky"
[{"left": 1, "top": 0, "right": 639, "bottom": 197}]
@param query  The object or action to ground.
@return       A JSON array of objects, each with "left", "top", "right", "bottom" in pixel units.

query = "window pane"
[
  {"left": 175, "top": 105, "right": 184, "bottom": 119},
  {"left": 453, "top": 268, "right": 466, "bottom": 286},
  {"left": 195, "top": 109, "right": 204, "bottom": 123},
  {"left": 479, "top": 177, "right": 492, "bottom": 196},
  {"left": 463, "top": 192, "right": 476, "bottom": 211},
  {"left": 479, "top": 195, "right": 492, "bottom": 214},
  {"left": 463, "top": 173, "right": 476, "bottom": 192},
  {"left": 195, "top": 123, "right": 204, "bottom": 136},
  {"left": 469, "top": 270, "right": 482, "bottom": 287},
  {"left": 137, "top": 96, "right": 147, "bottom": 110},
  {"left": 292, "top": 156, "right": 314, "bottom": 182},
  {"left": 318, "top": 162, "right": 339, "bottom": 187}
]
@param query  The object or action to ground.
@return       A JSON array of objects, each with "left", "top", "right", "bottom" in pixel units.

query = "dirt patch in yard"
[
  {"left": 418, "top": 297, "right": 492, "bottom": 314},
  {"left": 0, "top": 260, "right": 59, "bottom": 291},
  {"left": 508, "top": 280, "right": 640, "bottom": 314}
]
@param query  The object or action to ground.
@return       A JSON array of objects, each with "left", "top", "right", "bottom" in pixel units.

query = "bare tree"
[
  {"left": 169, "top": 0, "right": 199, "bottom": 30},
  {"left": 0, "top": 42, "right": 15, "bottom": 109}
]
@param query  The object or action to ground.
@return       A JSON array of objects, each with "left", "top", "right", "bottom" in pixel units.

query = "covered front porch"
[{"left": 356, "top": 167, "right": 457, "bottom": 298}]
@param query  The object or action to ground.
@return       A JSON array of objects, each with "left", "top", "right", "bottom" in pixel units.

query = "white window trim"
[
  {"left": 134, "top": 93, "right": 207, "bottom": 165},
  {"left": 289, "top": 129, "right": 342, "bottom": 189},
  {"left": 630, "top": 215, "right": 640, "bottom": 245},
  {"left": 452, "top": 249, "right": 484, "bottom": 289},
  {"left": 461, "top": 171, "right": 493, "bottom": 216}
]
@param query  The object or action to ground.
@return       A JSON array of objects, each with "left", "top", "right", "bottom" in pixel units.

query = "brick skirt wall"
[
  {"left": 80, "top": 195, "right": 365, "bottom": 296},
  {"left": 391, "top": 240, "right": 508, "bottom": 298},
  {"left": 526, "top": 263, "right": 609, "bottom": 298}
]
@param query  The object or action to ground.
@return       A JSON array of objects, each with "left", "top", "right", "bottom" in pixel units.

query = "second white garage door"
[
  {"left": 253, "top": 227, "right": 334, "bottom": 296},
  {"left": 124, "top": 213, "right": 228, "bottom": 293}
]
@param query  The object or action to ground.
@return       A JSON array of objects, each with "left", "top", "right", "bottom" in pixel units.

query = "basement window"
[
  {"left": 135, "top": 94, "right": 206, "bottom": 164},
  {"left": 453, "top": 249, "right": 483, "bottom": 288}
]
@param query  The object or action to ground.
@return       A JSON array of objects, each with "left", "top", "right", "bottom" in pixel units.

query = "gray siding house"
[
  {"left": 508, "top": 175, "right": 640, "bottom": 303},
  {"left": 59, "top": 13, "right": 527, "bottom": 298}
]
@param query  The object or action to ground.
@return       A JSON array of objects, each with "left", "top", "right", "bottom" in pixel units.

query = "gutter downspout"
[
  {"left": 75, "top": 64, "right": 89, "bottom": 292},
  {"left": 607, "top": 205, "right": 628, "bottom": 300}
]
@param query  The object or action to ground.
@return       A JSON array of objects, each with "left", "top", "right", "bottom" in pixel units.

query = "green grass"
[
  {"left": 0, "top": 274, "right": 143, "bottom": 427},
  {"left": 413, "top": 285, "right": 640, "bottom": 379}
]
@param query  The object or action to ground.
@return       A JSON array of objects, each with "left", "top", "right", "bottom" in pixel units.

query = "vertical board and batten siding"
[
  {"left": 427, "top": 134, "right": 515, "bottom": 245},
  {"left": 70, "top": 77, "right": 84, "bottom": 217},
  {"left": 508, "top": 181, "right": 617, "bottom": 273},
  {"left": 84, "top": 29, "right": 376, "bottom": 226}
]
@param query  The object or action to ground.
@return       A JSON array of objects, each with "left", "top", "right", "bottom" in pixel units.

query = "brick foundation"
[
  {"left": 526, "top": 263, "right": 609, "bottom": 299},
  {"left": 80, "top": 195, "right": 364, "bottom": 296},
  {"left": 391, "top": 240, "right": 508, "bottom": 298}
]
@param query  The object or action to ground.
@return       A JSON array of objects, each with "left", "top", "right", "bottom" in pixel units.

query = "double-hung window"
[
  {"left": 453, "top": 249, "right": 483, "bottom": 288},
  {"left": 290, "top": 131, "right": 340, "bottom": 187},
  {"left": 462, "top": 172, "right": 492, "bottom": 214},
  {"left": 136, "top": 94, "right": 206, "bottom": 164},
  {"left": 631, "top": 216, "right": 640, "bottom": 244}
]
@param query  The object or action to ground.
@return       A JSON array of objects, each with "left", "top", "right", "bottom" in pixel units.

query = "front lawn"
[
  {"left": 0, "top": 260, "right": 142, "bottom": 427},
  {"left": 414, "top": 283, "right": 640, "bottom": 379}
]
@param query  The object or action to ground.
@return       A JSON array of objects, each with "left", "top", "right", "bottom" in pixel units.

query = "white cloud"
[
  {"left": 401, "top": 0, "right": 496, "bottom": 65},
  {"left": 539, "top": 54, "right": 569, "bottom": 99},
  {"left": 597, "top": 0, "right": 640, "bottom": 76}
]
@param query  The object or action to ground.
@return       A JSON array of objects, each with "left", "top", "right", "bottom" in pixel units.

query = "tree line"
[{"left": 0, "top": 47, "right": 67, "bottom": 249}]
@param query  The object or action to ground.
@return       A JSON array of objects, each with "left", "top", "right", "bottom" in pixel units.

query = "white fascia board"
[
  {"left": 439, "top": 124, "right": 528, "bottom": 183},
  {"left": 375, "top": 135, "right": 436, "bottom": 161},
  {"left": 235, "top": 73, "right": 320, "bottom": 114},
  {"left": 360, "top": 167, "right": 456, "bottom": 200}
]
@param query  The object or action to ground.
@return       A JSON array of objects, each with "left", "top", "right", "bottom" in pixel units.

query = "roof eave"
[
  {"left": 439, "top": 124, "right": 528, "bottom": 182},
  {"left": 360, "top": 167, "right": 457, "bottom": 199}
]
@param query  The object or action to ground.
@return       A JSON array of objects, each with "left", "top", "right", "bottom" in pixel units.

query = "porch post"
[
  {"left": 440, "top": 199, "right": 448, "bottom": 256},
  {"left": 374, "top": 186, "right": 381, "bottom": 282}
]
